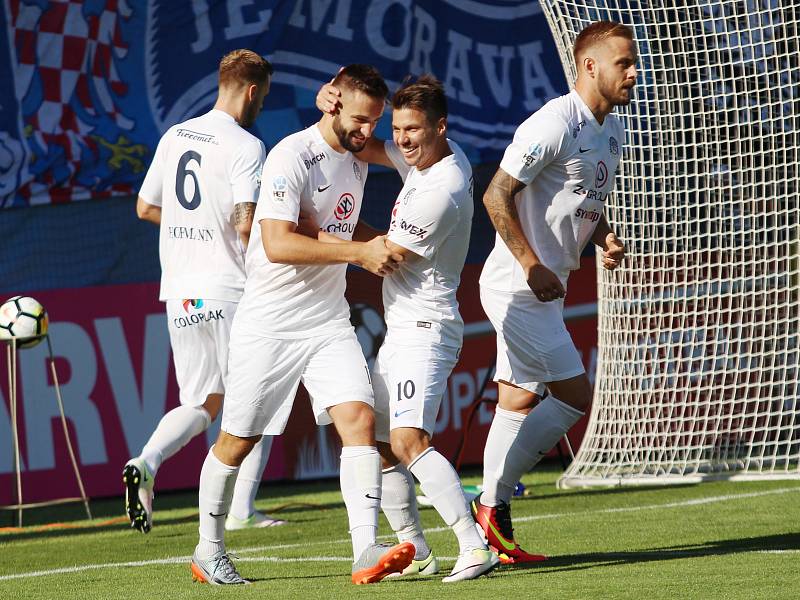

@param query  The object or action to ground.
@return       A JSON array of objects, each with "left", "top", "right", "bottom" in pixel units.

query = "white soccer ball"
[
  {"left": 349, "top": 302, "right": 386, "bottom": 367},
  {"left": 0, "top": 296, "right": 49, "bottom": 348}
]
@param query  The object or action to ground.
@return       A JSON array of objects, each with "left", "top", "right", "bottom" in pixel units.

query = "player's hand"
[
  {"left": 601, "top": 232, "right": 625, "bottom": 270},
  {"left": 296, "top": 210, "right": 320, "bottom": 238},
  {"left": 358, "top": 235, "right": 403, "bottom": 276},
  {"left": 526, "top": 263, "right": 566, "bottom": 302},
  {"left": 316, "top": 79, "right": 342, "bottom": 115}
]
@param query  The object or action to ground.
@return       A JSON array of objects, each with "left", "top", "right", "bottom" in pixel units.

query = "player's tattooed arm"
[
  {"left": 483, "top": 168, "right": 534, "bottom": 264},
  {"left": 483, "top": 168, "right": 565, "bottom": 301},
  {"left": 234, "top": 202, "right": 256, "bottom": 248}
]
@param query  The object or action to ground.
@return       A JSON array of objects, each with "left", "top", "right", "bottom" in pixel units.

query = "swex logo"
[{"left": 400, "top": 219, "right": 427, "bottom": 239}]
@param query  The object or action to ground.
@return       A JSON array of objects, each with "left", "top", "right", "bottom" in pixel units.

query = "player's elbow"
[
  {"left": 262, "top": 236, "right": 288, "bottom": 263},
  {"left": 136, "top": 197, "right": 159, "bottom": 222}
]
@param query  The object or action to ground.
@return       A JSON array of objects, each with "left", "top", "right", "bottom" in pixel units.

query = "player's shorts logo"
[
  {"left": 609, "top": 136, "right": 619, "bottom": 155},
  {"left": 334, "top": 193, "right": 355, "bottom": 220},
  {"left": 595, "top": 161, "right": 608, "bottom": 188},
  {"left": 182, "top": 299, "right": 204, "bottom": 313}
]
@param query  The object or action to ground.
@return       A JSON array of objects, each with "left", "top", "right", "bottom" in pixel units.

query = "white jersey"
[
  {"left": 139, "top": 109, "right": 265, "bottom": 301},
  {"left": 480, "top": 90, "right": 624, "bottom": 293},
  {"left": 238, "top": 124, "right": 368, "bottom": 338},
  {"left": 383, "top": 139, "right": 473, "bottom": 347}
]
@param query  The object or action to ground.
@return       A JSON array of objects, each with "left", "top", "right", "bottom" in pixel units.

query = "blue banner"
[{"left": 1, "top": 0, "right": 565, "bottom": 208}]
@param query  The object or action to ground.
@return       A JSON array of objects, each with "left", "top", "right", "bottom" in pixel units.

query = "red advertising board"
[{"left": 0, "top": 259, "right": 598, "bottom": 505}]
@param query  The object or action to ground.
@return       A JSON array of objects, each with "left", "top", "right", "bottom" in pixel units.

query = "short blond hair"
[
  {"left": 573, "top": 21, "right": 634, "bottom": 64},
  {"left": 218, "top": 49, "right": 272, "bottom": 88}
]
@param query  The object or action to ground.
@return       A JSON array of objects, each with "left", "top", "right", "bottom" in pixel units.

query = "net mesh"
[{"left": 538, "top": 0, "right": 800, "bottom": 486}]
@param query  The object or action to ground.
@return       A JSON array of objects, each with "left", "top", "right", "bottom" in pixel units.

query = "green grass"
[{"left": 1, "top": 465, "right": 799, "bottom": 599}]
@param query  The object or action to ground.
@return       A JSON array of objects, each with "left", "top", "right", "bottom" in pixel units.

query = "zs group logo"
[
  {"left": 334, "top": 193, "right": 355, "bottom": 220},
  {"left": 523, "top": 142, "right": 543, "bottom": 168}
]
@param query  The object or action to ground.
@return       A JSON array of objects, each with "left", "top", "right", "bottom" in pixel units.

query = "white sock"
[
  {"left": 196, "top": 447, "right": 239, "bottom": 558},
  {"left": 340, "top": 446, "right": 380, "bottom": 560},
  {"left": 229, "top": 436, "right": 273, "bottom": 520},
  {"left": 491, "top": 396, "right": 583, "bottom": 506},
  {"left": 381, "top": 464, "right": 430, "bottom": 560},
  {"left": 408, "top": 447, "right": 486, "bottom": 554},
  {"left": 140, "top": 405, "right": 211, "bottom": 476},
  {"left": 482, "top": 407, "right": 527, "bottom": 506}
]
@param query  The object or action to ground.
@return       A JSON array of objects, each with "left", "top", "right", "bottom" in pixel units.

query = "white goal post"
[{"left": 538, "top": 1, "right": 800, "bottom": 487}]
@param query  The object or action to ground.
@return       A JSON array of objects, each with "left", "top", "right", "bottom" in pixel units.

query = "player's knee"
[
  {"left": 390, "top": 430, "right": 429, "bottom": 465},
  {"left": 214, "top": 431, "right": 259, "bottom": 466}
]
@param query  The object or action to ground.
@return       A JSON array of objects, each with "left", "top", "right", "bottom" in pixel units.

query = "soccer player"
[
  {"left": 126, "top": 49, "right": 285, "bottom": 534},
  {"left": 190, "top": 64, "right": 414, "bottom": 586},
  {"left": 473, "top": 21, "right": 636, "bottom": 562},
  {"left": 316, "top": 75, "right": 498, "bottom": 582}
]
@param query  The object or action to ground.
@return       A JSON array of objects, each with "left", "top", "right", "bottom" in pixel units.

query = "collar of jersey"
[
  {"left": 311, "top": 124, "right": 351, "bottom": 162},
  {"left": 570, "top": 89, "right": 606, "bottom": 134},
  {"left": 208, "top": 109, "right": 237, "bottom": 124}
]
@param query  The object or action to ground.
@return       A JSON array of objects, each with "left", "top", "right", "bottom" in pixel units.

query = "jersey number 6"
[{"left": 176, "top": 150, "right": 202, "bottom": 210}]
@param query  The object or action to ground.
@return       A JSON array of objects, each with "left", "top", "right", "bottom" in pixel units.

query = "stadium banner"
[
  {"left": 0, "top": 260, "right": 597, "bottom": 504},
  {"left": 0, "top": 0, "right": 564, "bottom": 208}
]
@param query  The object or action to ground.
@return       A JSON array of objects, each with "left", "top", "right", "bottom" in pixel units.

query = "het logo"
[
  {"left": 523, "top": 142, "right": 542, "bottom": 167},
  {"left": 334, "top": 193, "right": 355, "bottom": 220}
]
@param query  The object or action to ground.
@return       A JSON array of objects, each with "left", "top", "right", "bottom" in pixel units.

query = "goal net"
[{"left": 538, "top": 1, "right": 800, "bottom": 486}]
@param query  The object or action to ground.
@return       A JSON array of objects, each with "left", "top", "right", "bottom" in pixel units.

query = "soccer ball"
[
  {"left": 0, "top": 296, "right": 49, "bottom": 348},
  {"left": 350, "top": 302, "right": 385, "bottom": 367}
]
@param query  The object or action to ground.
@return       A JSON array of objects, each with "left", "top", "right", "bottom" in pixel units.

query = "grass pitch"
[{"left": 1, "top": 465, "right": 799, "bottom": 600}]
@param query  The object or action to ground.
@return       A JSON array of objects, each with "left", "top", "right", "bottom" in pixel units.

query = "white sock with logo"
[
  {"left": 491, "top": 396, "right": 583, "bottom": 505},
  {"left": 140, "top": 405, "right": 211, "bottom": 476},
  {"left": 408, "top": 447, "right": 486, "bottom": 554},
  {"left": 381, "top": 464, "right": 430, "bottom": 560},
  {"left": 229, "top": 436, "right": 273, "bottom": 520},
  {"left": 481, "top": 407, "right": 527, "bottom": 507},
  {"left": 340, "top": 446, "right": 381, "bottom": 560},
  {"left": 196, "top": 447, "right": 239, "bottom": 559}
]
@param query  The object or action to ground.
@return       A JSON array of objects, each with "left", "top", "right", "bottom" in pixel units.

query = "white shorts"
[
  {"left": 372, "top": 337, "right": 460, "bottom": 442},
  {"left": 480, "top": 286, "right": 584, "bottom": 391},
  {"left": 166, "top": 299, "right": 237, "bottom": 407},
  {"left": 222, "top": 322, "right": 374, "bottom": 438}
]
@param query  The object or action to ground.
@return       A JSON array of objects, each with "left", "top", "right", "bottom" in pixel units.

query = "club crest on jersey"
[
  {"left": 334, "top": 193, "right": 355, "bottom": 220},
  {"left": 523, "top": 142, "right": 543, "bottom": 168},
  {"left": 272, "top": 175, "right": 287, "bottom": 200},
  {"left": 572, "top": 120, "right": 586, "bottom": 138},
  {"left": 402, "top": 187, "right": 416, "bottom": 205},
  {"left": 353, "top": 162, "right": 362, "bottom": 181},
  {"left": 609, "top": 136, "right": 619, "bottom": 155},
  {"left": 595, "top": 161, "right": 609, "bottom": 188}
]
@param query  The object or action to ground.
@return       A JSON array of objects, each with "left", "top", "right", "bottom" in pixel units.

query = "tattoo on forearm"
[
  {"left": 234, "top": 202, "right": 255, "bottom": 229},
  {"left": 484, "top": 171, "right": 528, "bottom": 259}
]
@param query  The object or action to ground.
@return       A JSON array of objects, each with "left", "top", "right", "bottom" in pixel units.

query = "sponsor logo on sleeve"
[
  {"left": 272, "top": 175, "right": 287, "bottom": 200},
  {"left": 574, "top": 207, "right": 601, "bottom": 222},
  {"left": 522, "top": 142, "right": 543, "bottom": 168},
  {"left": 399, "top": 219, "right": 427, "bottom": 239}
]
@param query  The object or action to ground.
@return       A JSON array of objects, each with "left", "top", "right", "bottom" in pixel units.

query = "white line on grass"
[{"left": 2, "top": 486, "right": 797, "bottom": 582}]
